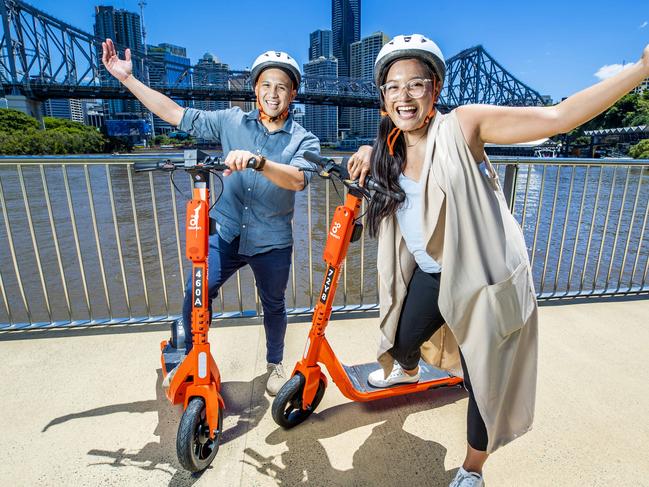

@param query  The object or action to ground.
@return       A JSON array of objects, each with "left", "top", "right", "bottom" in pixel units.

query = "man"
[{"left": 102, "top": 39, "right": 320, "bottom": 395}]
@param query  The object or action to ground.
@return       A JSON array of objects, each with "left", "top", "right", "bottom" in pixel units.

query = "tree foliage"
[
  {"left": 0, "top": 108, "right": 40, "bottom": 132},
  {"left": 562, "top": 90, "right": 649, "bottom": 154},
  {"left": 0, "top": 108, "right": 107, "bottom": 154},
  {"left": 629, "top": 139, "right": 649, "bottom": 159}
]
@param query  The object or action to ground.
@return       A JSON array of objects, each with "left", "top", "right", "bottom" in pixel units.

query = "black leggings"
[{"left": 390, "top": 267, "right": 489, "bottom": 451}]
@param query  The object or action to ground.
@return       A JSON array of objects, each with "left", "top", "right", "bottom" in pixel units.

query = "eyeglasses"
[{"left": 379, "top": 78, "right": 433, "bottom": 100}]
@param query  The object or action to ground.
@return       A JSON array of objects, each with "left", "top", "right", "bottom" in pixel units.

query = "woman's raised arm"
[{"left": 457, "top": 44, "right": 649, "bottom": 154}]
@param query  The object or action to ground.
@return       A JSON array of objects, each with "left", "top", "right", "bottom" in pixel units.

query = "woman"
[{"left": 348, "top": 34, "right": 649, "bottom": 487}]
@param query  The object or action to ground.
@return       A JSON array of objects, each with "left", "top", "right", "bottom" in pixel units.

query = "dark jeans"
[
  {"left": 182, "top": 234, "right": 292, "bottom": 364},
  {"left": 390, "top": 266, "right": 489, "bottom": 451}
]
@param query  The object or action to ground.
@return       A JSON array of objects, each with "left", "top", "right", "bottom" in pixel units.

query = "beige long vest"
[{"left": 376, "top": 110, "right": 538, "bottom": 453}]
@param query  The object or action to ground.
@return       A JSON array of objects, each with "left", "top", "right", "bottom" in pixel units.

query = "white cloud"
[
  {"left": 594, "top": 63, "right": 634, "bottom": 80},
  {"left": 640, "top": 21, "right": 648, "bottom": 28}
]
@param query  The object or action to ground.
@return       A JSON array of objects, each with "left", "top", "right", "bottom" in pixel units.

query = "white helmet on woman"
[
  {"left": 374, "top": 34, "right": 446, "bottom": 88},
  {"left": 250, "top": 51, "right": 301, "bottom": 88}
]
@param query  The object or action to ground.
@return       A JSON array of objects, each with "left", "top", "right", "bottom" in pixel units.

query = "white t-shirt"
[{"left": 396, "top": 173, "right": 442, "bottom": 274}]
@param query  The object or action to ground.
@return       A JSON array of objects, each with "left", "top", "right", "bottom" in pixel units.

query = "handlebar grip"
[
  {"left": 304, "top": 151, "right": 351, "bottom": 178},
  {"left": 303, "top": 151, "right": 330, "bottom": 167},
  {"left": 210, "top": 157, "right": 258, "bottom": 172},
  {"left": 365, "top": 178, "right": 405, "bottom": 202}
]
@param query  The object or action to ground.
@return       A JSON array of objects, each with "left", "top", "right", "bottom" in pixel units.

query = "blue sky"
[{"left": 31, "top": 0, "right": 649, "bottom": 101}]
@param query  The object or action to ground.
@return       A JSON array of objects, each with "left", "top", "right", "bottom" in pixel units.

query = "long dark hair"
[
  {"left": 366, "top": 114, "right": 407, "bottom": 237},
  {"left": 367, "top": 59, "right": 438, "bottom": 237}
]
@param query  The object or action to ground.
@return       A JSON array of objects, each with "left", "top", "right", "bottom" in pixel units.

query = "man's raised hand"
[{"left": 101, "top": 38, "right": 132, "bottom": 82}]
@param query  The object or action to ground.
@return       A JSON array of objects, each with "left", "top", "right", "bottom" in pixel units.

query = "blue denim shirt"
[{"left": 178, "top": 107, "right": 320, "bottom": 256}]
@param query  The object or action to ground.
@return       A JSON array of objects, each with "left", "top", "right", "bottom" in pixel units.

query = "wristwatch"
[{"left": 255, "top": 155, "right": 267, "bottom": 172}]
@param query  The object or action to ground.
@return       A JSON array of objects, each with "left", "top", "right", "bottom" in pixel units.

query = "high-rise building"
[
  {"left": 332, "top": 0, "right": 360, "bottom": 131},
  {"left": 148, "top": 43, "right": 190, "bottom": 87},
  {"left": 331, "top": 0, "right": 360, "bottom": 78},
  {"left": 292, "top": 106, "right": 305, "bottom": 127},
  {"left": 350, "top": 31, "right": 388, "bottom": 138},
  {"left": 303, "top": 56, "right": 338, "bottom": 144},
  {"left": 309, "top": 30, "right": 333, "bottom": 60},
  {"left": 42, "top": 98, "right": 85, "bottom": 123},
  {"left": 82, "top": 99, "right": 105, "bottom": 128},
  {"left": 94, "top": 6, "right": 143, "bottom": 63},
  {"left": 94, "top": 6, "right": 146, "bottom": 119},
  {"left": 193, "top": 53, "right": 230, "bottom": 112},
  {"left": 147, "top": 43, "right": 191, "bottom": 133},
  {"left": 229, "top": 71, "right": 254, "bottom": 112},
  {"left": 349, "top": 41, "right": 362, "bottom": 136}
]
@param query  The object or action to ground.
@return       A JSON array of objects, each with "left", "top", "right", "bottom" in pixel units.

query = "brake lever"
[{"left": 343, "top": 179, "right": 371, "bottom": 199}]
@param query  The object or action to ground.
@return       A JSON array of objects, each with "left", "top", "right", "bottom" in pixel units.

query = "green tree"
[
  {"left": 0, "top": 109, "right": 107, "bottom": 155},
  {"left": 0, "top": 108, "right": 40, "bottom": 132},
  {"left": 629, "top": 139, "right": 649, "bottom": 159}
]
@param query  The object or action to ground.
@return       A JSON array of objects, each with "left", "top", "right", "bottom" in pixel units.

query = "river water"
[{"left": 0, "top": 158, "right": 647, "bottom": 326}]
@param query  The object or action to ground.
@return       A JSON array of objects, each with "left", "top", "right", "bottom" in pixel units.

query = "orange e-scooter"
[
  {"left": 271, "top": 152, "right": 463, "bottom": 428},
  {"left": 134, "top": 149, "right": 258, "bottom": 471}
]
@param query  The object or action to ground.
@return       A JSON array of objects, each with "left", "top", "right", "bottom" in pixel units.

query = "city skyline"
[{"left": 29, "top": 0, "right": 649, "bottom": 101}]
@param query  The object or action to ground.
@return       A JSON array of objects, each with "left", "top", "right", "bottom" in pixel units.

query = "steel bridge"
[{"left": 0, "top": 0, "right": 546, "bottom": 109}]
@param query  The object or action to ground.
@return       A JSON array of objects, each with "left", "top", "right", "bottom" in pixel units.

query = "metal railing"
[{"left": 0, "top": 155, "right": 648, "bottom": 330}]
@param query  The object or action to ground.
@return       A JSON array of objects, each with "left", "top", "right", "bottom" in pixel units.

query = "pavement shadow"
[
  {"left": 244, "top": 385, "right": 466, "bottom": 486},
  {"left": 42, "top": 369, "right": 270, "bottom": 485}
]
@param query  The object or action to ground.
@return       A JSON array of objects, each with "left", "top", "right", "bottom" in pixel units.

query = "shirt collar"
[{"left": 245, "top": 108, "right": 295, "bottom": 134}]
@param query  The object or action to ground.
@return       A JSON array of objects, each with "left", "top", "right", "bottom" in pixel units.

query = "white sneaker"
[
  {"left": 449, "top": 467, "right": 484, "bottom": 487},
  {"left": 266, "top": 362, "right": 288, "bottom": 396},
  {"left": 367, "top": 362, "right": 420, "bottom": 388}
]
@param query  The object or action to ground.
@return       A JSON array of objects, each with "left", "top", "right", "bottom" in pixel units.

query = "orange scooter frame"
[
  {"left": 135, "top": 150, "right": 235, "bottom": 472},
  {"left": 160, "top": 190, "right": 224, "bottom": 435},
  {"left": 272, "top": 154, "right": 462, "bottom": 428}
]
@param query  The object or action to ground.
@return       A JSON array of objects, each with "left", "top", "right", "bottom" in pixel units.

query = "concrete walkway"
[{"left": 1, "top": 298, "right": 648, "bottom": 486}]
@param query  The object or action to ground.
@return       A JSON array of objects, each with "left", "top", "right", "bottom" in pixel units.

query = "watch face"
[{"left": 256, "top": 156, "right": 266, "bottom": 171}]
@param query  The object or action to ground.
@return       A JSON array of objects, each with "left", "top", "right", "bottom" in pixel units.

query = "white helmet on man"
[
  {"left": 250, "top": 51, "right": 301, "bottom": 88},
  {"left": 374, "top": 34, "right": 446, "bottom": 88}
]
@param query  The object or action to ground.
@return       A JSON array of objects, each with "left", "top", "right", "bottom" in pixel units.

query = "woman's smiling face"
[{"left": 382, "top": 58, "right": 438, "bottom": 132}]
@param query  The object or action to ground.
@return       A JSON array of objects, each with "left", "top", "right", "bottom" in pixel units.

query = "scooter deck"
[
  {"left": 161, "top": 342, "right": 186, "bottom": 375},
  {"left": 342, "top": 360, "right": 457, "bottom": 393}
]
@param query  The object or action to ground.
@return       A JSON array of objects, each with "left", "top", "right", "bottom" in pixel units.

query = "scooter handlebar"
[
  {"left": 364, "top": 178, "right": 405, "bottom": 202},
  {"left": 132, "top": 155, "right": 259, "bottom": 173},
  {"left": 304, "top": 151, "right": 335, "bottom": 170},
  {"left": 303, "top": 151, "right": 404, "bottom": 202}
]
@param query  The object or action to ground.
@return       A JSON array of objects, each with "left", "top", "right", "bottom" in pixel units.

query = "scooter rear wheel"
[
  {"left": 272, "top": 373, "right": 325, "bottom": 429},
  {"left": 176, "top": 397, "right": 223, "bottom": 472}
]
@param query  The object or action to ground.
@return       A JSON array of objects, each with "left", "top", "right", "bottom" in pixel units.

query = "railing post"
[{"left": 502, "top": 163, "right": 519, "bottom": 211}]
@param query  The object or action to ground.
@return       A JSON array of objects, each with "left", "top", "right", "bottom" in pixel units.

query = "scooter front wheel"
[
  {"left": 176, "top": 397, "right": 223, "bottom": 472},
  {"left": 272, "top": 373, "right": 325, "bottom": 429}
]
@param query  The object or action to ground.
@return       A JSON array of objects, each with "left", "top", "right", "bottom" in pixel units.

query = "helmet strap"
[
  {"left": 386, "top": 126, "right": 401, "bottom": 157},
  {"left": 256, "top": 100, "right": 290, "bottom": 123},
  {"left": 381, "top": 105, "right": 437, "bottom": 157}
]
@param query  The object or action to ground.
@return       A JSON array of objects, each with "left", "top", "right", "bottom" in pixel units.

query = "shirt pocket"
[{"left": 486, "top": 261, "right": 535, "bottom": 340}]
